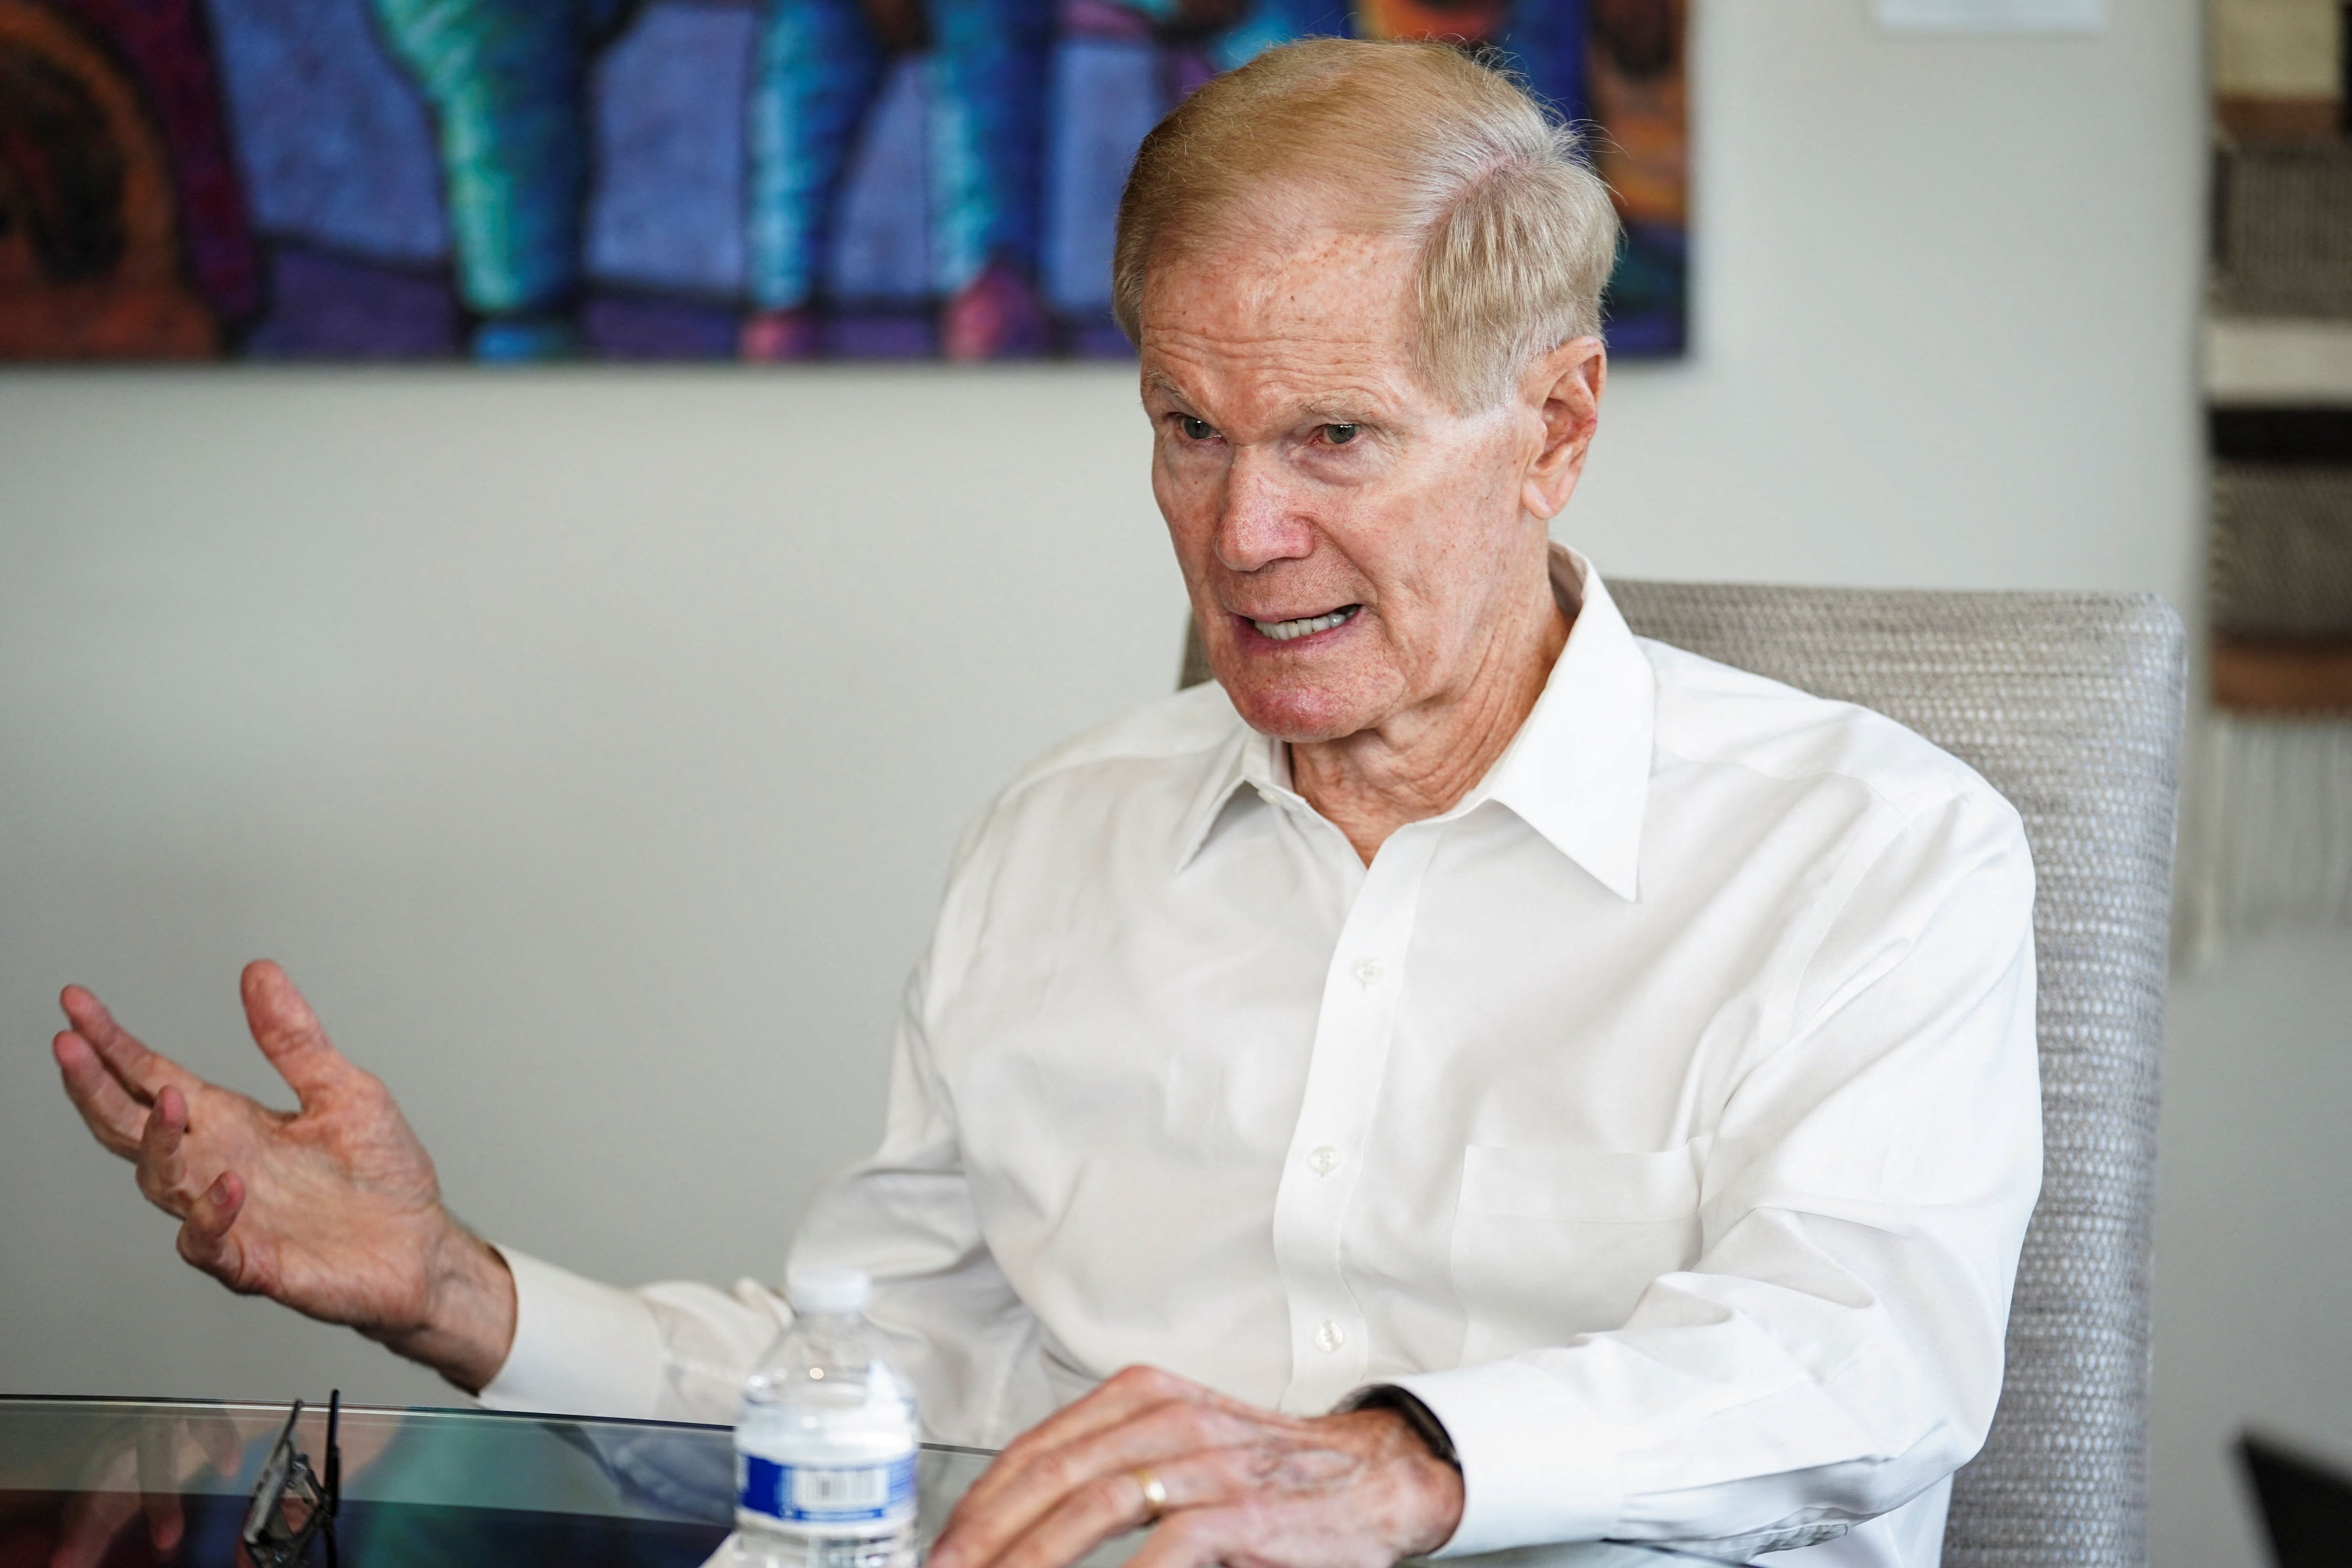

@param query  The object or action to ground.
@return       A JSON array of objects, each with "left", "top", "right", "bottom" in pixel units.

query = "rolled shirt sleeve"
[{"left": 1394, "top": 785, "right": 2040, "bottom": 1558}]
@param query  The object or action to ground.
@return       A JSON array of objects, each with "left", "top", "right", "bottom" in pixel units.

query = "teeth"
[{"left": 1252, "top": 606, "right": 1359, "bottom": 642}]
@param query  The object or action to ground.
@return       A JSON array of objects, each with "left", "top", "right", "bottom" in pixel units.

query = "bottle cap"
[{"left": 787, "top": 1263, "right": 873, "bottom": 1315}]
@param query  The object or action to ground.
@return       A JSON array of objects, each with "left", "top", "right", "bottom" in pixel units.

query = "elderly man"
[{"left": 50, "top": 39, "right": 2040, "bottom": 1568}]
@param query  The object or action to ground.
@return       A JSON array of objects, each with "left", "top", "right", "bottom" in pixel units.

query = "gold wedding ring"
[{"left": 1133, "top": 1469, "right": 1169, "bottom": 1522}]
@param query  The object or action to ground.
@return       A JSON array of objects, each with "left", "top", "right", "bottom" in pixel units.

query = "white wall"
[
  {"left": 2, "top": 0, "right": 2252, "bottom": 1557},
  {"left": 1578, "top": 3, "right": 2202, "bottom": 602},
  {"left": 0, "top": 368, "right": 1186, "bottom": 1410},
  {"left": 2153, "top": 929, "right": 2352, "bottom": 1568}
]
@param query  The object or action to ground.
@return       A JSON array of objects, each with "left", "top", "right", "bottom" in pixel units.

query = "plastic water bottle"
[{"left": 732, "top": 1265, "right": 920, "bottom": 1568}]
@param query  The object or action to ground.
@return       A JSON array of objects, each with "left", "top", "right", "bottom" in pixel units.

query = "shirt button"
[
  {"left": 1352, "top": 957, "right": 1386, "bottom": 988},
  {"left": 1307, "top": 1146, "right": 1342, "bottom": 1175},
  {"left": 1315, "top": 1320, "right": 1345, "bottom": 1353}
]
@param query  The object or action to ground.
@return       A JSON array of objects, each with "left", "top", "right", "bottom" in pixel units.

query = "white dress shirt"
[{"left": 483, "top": 548, "right": 2041, "bottom": 1568}]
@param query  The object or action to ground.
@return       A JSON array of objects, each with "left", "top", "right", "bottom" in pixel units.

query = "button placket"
[{"left": 1267, "top": 824, "right": 1443, "bottom": 1414}]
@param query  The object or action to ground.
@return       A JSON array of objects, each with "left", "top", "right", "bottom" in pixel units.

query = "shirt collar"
[
  {"left": 1175, "top": 544, "right": 1655, "bottom": 900},
  {"left": 1174, "top": 705, "right": 1292, "bottom": 871},
  {"left": 1481, "top": 546, "right": 1654, "bottom": 902}
]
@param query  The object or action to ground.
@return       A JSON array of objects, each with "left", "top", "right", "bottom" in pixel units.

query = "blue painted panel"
[
  {"left": 1044, "top": 38, "right": 1159, "bottom": 313},
  {"left": 828, "top": 60, "right": 932, "bottom": 305},
  {"left": 588, "top": 1, "right": 755, "bottom": 295},
  {"left": 203, "top": 0, "right": 450, "bottom": 261}
]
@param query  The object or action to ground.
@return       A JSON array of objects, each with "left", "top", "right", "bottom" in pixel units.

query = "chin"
[{"left": 1218, "top": 672, "right": 1377, "bottom": 744}]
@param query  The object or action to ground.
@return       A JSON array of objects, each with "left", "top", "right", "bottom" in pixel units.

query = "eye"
[
  {"left": 1322, "top": 423, "right": 1360, "bottom": 445},
  {"left": 1179, "top": 416, "right": 1216, "bottom": 441}
]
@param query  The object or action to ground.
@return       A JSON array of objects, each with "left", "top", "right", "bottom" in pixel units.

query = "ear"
[{"left": 1519, "top": 336, "right": 1606, "bottom": 523}]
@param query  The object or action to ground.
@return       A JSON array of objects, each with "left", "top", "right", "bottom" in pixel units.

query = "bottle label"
[{"left": 738, "top": 1451, "right": 918, "bottom": 1528}]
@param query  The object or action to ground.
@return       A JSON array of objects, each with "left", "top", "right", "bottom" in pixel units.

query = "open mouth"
[{"left": 1248, "top": 605, "right": 1361, "bottom": 642}]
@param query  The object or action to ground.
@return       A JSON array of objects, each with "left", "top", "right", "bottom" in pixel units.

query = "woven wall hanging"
[{"left": 2186, "top": 0, "right": 2352, "bottom": 945}]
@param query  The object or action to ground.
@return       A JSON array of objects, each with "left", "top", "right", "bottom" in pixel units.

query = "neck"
[{"left": 1290, "top": 565, "right": 1572, "bottom": 864}]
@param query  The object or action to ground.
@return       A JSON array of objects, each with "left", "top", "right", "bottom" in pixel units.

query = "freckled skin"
[{"left": 1140, "top": 196, "right": 1607, "bottom": 862}]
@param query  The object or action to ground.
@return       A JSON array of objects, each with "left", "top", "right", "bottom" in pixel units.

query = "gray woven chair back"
[
  {"left": 1608, "top": 584, "right": 2182, "bottom": 1568},
  {"left": 1180, "top": 583, "right": 2186, "bottom": 1568}
]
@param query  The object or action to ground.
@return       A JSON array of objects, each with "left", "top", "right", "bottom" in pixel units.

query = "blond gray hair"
[{"left": 1112, "top": 38, "right": 1621, "bottom": 411}]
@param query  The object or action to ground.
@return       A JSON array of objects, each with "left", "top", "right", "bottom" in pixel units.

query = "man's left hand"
[{"left": 928, "top": 1366, "right": 1465, "bottom": 1568}]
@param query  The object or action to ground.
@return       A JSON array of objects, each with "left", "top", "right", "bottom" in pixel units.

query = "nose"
[{"left": 1215, "top": 448, "right": 1315, "bottom": 573}]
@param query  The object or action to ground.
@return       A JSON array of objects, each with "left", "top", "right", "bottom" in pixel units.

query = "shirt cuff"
[
  {"left": 1388, "top": 1360, "right": 1624, "bottom": 1557},
  {"left": 477, "top": 1244, "right": 669, "bottom": 1418}
]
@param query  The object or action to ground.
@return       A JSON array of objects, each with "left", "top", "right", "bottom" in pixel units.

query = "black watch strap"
[{"left": 1340, "top": 1385, "right": 1462, "bottom": 1471}]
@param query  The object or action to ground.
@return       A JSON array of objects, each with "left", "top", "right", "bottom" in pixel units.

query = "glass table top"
[
  {"left": 0, "top": 1396, "right": 802, "bottom": 1567},
  {"left": 0, "top": 1397, "right": 1748, "bottom": 1568}
]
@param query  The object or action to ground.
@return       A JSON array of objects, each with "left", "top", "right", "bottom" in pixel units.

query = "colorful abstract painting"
[{"left": 0, "top": 0, "right": 1686, "bottom": 361}]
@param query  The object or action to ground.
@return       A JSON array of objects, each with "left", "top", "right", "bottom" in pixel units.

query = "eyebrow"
[{"left": 1142, "top": 371, "right": 1390, "bottom": 424}]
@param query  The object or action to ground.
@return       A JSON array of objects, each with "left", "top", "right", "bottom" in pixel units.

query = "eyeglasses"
[{"left": 242, "top": 1390, "right": 341, "bottom": 1567}]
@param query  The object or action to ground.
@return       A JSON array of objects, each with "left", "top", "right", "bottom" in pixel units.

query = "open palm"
[{"left": 54, "top": 962, "right": 469, "bottom": 1344}]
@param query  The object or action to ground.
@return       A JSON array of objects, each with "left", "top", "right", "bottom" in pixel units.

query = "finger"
[
  {"left": 135, "top": 1423, "right": 186, "bottom": 1555},
  {"left": 936, "top": 1382, "right": 1185, "bottom": 1542},
  {"left": 976, "top": 1465, "right": 1167, "bottom": 1568},
  {"left": 1120, "top": 1508, "right": 1253, "bottom": 1568},
  {"left": 956, "top": 1367, "right": 1240, "bottom": 1523},
  {"left": 996, "top": 1367, "right": 1243, "bottom": 1465},
  {"left": 140, "top": 1487, "right": 185, "bottom": 1556},
  {"left": 53, "top": 1031, "right": 149, "bottom": 1156},
  {"left": 985, "top": 1445, "right": 1293, "bottom": 1568},
  {"left": 135, "top": 1086, "right": 197, "bottom": 1216},
  {"left": 934, "top": 1397, "right": 1264, "bottom": 1568},
  {"left": 59, "top": 985, "right": 198, "bottom": 1103},
  {"left": 240, "top": 960, "right": 355, "bottom": 1107},
  {"left": 175, "top": 1171, "right": 252, "bottom": 1289},
  {"left": 937, "top": 1380, "right": 1175, "bottom": 1564}
]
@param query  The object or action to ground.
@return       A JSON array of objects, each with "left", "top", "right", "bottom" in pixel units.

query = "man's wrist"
[
  {"left": 1338, "top": 1385, "right": 1466, "bottom": 1558},
  {"left": 1341, "top": 1385, "right": 1462, "bottom": 1470},
  {"left": 368, "top": 1222, "right": 516, "bottom": 1394}
]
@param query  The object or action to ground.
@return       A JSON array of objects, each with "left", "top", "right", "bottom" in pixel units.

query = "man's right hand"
[{"left": 51, "top": 961, "right": 516, "bottom": 1393}]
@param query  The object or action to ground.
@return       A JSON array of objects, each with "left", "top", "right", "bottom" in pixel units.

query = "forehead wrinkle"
[
  {"left": 1146, "top": 313, "right": 1404, "bottom": 385},
  {"left": 1140, "top": 222, "right": 1430, "bottom": 430},
  {"left": 1150, "top": 341, "right": 1406, "bottom": 433},
  {"left": 1147, "top": 331, "right": 1416, "bottom": 438}
]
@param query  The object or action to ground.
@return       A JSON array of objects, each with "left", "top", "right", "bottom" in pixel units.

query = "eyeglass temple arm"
[{"left": 325, "top": 1390, "right": 342, "bottom": 1516}]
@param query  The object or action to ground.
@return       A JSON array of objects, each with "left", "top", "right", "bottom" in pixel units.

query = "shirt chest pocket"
[{"left": 1449, "top": 1142, "right": 1705, "bottom": 1362}]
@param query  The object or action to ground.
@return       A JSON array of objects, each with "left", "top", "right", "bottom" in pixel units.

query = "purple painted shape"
[
  {"left": 1064, "top": 317, "right": 1133, "bottom": 358},
  {"left": 1162, "top": 44, "right": 1216, "bottom": 103},
  {"left": 240, "top": 243, "right": 461, "bottom": 357},
  {"left": 1060, "top": 0, "right": 1154, "bottom": 40},
  {"left": 1603, "top": 311, "right": 1685, "bottom": 357},
  {"left": 581, "top": 291, "right": 741, "bottom": 359},
  {"left": 828, "top": 312, "right": 936, "bottom": 358}
]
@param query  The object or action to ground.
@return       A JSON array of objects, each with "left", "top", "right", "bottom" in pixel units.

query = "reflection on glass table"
[{"left": 0, "top": 1397, "right": 1754, "bottom": 1568}]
